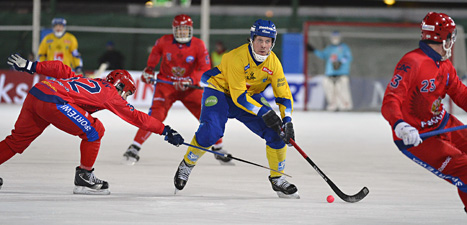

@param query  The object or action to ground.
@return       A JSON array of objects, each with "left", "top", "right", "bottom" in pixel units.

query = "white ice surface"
[{"left": 0, "top": 104, "right": 465, "bottom": 225}]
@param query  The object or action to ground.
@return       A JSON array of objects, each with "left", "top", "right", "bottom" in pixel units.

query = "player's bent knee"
[
  {"left": 80, "top": 118, "right": 106, "bottom": 142},
  {"left": 195, "top": 123, "right": 223, "bottom": 147}
]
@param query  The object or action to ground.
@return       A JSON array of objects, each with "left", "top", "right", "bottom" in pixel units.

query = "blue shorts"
[{"left": 195, "top": 88, "right": 285, "bottom": 149}]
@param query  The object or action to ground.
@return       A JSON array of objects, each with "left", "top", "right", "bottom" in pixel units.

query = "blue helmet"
[
  {"left": 250, "top": 19, "right": 277, "bottom": 45},
  {"left": 52, "top": 17, "right": 67, "bottom": 27}
]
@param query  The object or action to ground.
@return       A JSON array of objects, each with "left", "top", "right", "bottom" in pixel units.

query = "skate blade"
[
  {"left": 73, "top": 186, "right": 110, "bottom": 195},
  {"left": 122, "top": 157, "right": 137, "bottom": 166},
  {"left": 276, "top": 191, "right": 300, "bottom": 199},
  {"left": 174, "top": 188, "right": 181, "bottom": 195}
]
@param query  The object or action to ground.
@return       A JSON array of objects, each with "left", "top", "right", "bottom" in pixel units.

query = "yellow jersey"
[
  {"left": 37, "top": 32, "right": 82, "bottom": 70},
  {"left": 203, "top": 43, "right": 293, "bottom": 119}
]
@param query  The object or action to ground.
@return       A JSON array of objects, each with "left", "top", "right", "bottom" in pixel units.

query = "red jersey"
[
  {"left": 147, "top": 35, "right": 210, "bottom": 85},
  {"left": 31, "top": 61, "right": 165, "bottom": 134},
  {"left": 382, "top": 41, "right": 467, "bottom": 138}
]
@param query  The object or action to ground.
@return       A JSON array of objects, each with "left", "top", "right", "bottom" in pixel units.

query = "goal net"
[{"left": 303, "top": 21, "right": 467, "bottom": 112}]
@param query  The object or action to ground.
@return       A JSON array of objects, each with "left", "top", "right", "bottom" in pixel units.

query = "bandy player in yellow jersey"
[
  {"left": 173, "top": 19, "right": 299, "bottom": 198},
  {"left": 38, "top": 18, "right": 84, "bottom": 75}
]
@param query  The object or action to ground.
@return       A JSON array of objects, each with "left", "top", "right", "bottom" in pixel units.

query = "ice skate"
[
  {"left": 122, "top": 144, "right": 140, "bottom": 165},
  {"left": 174, "top": 160, "right": 194, "bottom": 194},
  {"left": 212, "top": 146, "right": 234, "bottom": 165},
  {"left": 73, "top": 167, "right": 110, "bottom": 195},
  {"left": 0, "top": 177, "right": 3, "bottom": 190},
  {"left": 269, "top": 175, "right": 300, "bottom": 199}
]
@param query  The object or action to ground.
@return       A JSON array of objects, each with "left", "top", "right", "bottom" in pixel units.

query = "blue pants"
[{"left": 195, "top": 88, "right": 285, "bottom": 149}]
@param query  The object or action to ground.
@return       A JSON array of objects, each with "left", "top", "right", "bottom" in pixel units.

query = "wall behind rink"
[{"left": 0, "top": 69, "right": 388, "bottom": 111}]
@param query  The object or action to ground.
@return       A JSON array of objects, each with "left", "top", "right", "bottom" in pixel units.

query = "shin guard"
[
  {"left": 266, "top": 145, "right": 287, "bottom": 177},
  {"left": 183, "top": 135, "right": 209, "bottom": 165}
]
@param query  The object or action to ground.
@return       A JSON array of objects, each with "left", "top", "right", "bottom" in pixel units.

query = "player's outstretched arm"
[{"left": 7, "top": 54, "right": 37, "bottom": 74}]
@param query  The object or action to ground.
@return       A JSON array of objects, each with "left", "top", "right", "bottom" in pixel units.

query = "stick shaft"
[
  {"left": 182, "top": 142, "right": 292, "bottom": 178},
  {"left": 150, "top": 78, "right": 203, "bottom": 90},
  {"left": 420, "top": 124, "right": 467, "bottom": 139}
]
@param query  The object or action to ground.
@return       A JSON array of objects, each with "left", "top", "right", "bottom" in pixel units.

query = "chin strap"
[
  {"left": 54, "top": 31, "right": 65, "bottom": 38},
  {"left": 441, "top": 39, "right": 454, "bottom": 61},
  {"left": 249, "top": 41, "right": 270, "bottom": 62}
]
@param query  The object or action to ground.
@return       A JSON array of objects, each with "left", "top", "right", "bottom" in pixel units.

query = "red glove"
[
  {"left": 174, "top": 77, "right": 193, "bottom": 91},
  {"left": 141, "top": 67, "right": 155, "bottom": 84}
]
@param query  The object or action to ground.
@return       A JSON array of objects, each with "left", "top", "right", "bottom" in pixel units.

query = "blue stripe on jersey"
[
  {"left": 446, "top": 73, "right": 450, "bottom": 87},
  {"left": 237, "top": 91, "right": 259, "bottom": 113},
  {"left": 400, "top": 148, "right": 467, "bottom": 192},
  {"left": 29, "top": 86, "right": 67, "bottom": 104},
  {"left": 275, "top": 97, "right": 292, "bottom": 114},
  {"left": 201, "top": 67, "right": 221, "bottom": 85},
  {"left": 56, "top": 104, "right": 100, "bottom": 142}
]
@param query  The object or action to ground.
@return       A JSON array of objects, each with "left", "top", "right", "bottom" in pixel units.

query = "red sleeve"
[
  {"left": 147, "top": 39, "right": 163, "bottom": 69},
  {"left": 446, "top": 65, "right": 467, "bottom": 112},
  {"left": 381, "top": 59, "right": 416, "bottom": 128},
  {"left": 104, "top": 93, "right": 165, "bottom": 135},
  {"left": 36, "top": 61, "right": 79, "bottom": 79},
  {"left": 191, "top": 39, "right": 211, "bottom": 85}
]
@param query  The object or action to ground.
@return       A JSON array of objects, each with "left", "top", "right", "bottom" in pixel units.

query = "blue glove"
[
  {"left": 7, "top": 54, "right": 37, "bottom": 74},
  {"left": 162, "top": 125, "right": 184, "bottom": 147}
]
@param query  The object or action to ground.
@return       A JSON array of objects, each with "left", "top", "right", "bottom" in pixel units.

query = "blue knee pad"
[{"left": 195, "top": 122, "right": 223, "bottom": 147}]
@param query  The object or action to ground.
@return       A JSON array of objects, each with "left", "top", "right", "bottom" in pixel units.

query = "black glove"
[
  {"left": 75, "top": 67, "right": 85, "bottom": 77},
  {"left": 307, "top": 43, "right": 315, "bottom": 52},
  {"left": 162, "top": 125, "right": 184, "bottom": 147},
  {"left": 7, "top": 54, "right": 37, "bottom": 74},
  {"left": 332, "top": 61, "right": 342, "bottom": 70},
  {"left": 281, "top": 121, "right": 295, "bottom": 146},
  {"left": 262, "top": 110, "right": 282, "bottom": 135}
]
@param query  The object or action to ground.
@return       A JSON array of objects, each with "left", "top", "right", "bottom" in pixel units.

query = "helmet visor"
[{"left": 173, "top": 25, "right": 192, "bottom": 43}]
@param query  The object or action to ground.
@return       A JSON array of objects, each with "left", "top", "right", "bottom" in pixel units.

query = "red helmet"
[
  {"left": 421, "top": 12, "right": 456, "bottom": 43},
  {"left": 106, "top": 69, "right": 136, "bottom": 96},
  {"left": 172, "top": 14, "right": 193, "bottom": 43}
]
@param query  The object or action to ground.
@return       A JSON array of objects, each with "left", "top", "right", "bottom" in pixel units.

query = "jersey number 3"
[{"left": 390, "top": 74, "right": 402, "bottom": 88}]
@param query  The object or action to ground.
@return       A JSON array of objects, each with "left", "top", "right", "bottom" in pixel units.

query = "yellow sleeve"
[
  {"left": 69, "top": 34, "right": 82, "bottom": 69},
  {"left": 225, "top": 54, "right": 265, "bottom": 116},
  {"left": 270, "top": 57, "right": 293, "bottom": 119},
  {"left": 37, "top": 37, "right": 48, "bottom": 62}
]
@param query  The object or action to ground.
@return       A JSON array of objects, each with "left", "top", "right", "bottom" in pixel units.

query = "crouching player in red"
[
  {"left": 382, "top": 12, "right": 467, "bottom": 213},
  {"left": 1, "top": 54, "right": 184, "bottom": 195}
]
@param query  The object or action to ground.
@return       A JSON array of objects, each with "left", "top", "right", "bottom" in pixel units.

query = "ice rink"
[{"left": 0, "top": 104, "right": 465, "bottom": 224}]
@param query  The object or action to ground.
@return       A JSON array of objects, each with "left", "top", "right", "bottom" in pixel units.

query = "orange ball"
[{"left": 327, "top": 195, "right": 334, "bottom": 203}]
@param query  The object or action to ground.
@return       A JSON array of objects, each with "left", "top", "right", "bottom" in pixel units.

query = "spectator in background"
[
  {"left": 211, "top": 41, "right": 227, "bottom": 67},
  {"left": 308, "top": 31, "right": 353, "bottom": 111},
  {"left": 38, "top": 17, "right": 84, "bottom": 76},
  {"left": 98, "top": 41, "right": 124, "bottom": 70}
]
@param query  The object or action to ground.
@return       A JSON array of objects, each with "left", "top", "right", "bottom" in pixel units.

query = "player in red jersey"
[
  {"left": 1, "top": 54, "right": 184, "bottom": 195},
  {"left": 382, "top": 12, "right": 467, "bottom": 213},
  {"left": 123, "top": 14, "right": 230, "bottom": 165}
]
